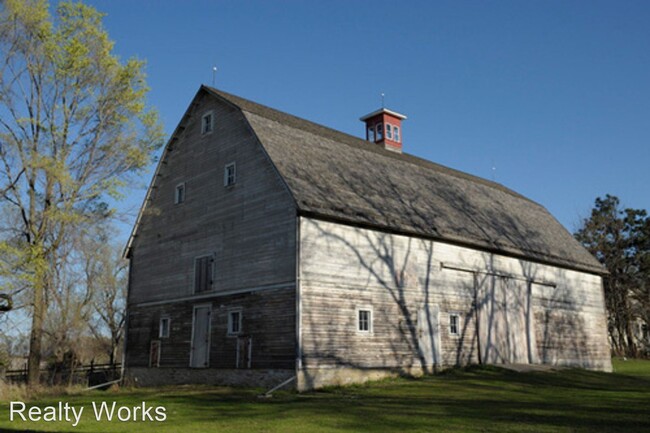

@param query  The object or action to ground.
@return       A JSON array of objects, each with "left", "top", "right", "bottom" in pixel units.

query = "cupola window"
[{"left": 367, "top": 125, "right": 376, "bottom": 142}]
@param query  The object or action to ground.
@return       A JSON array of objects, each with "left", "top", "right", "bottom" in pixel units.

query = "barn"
[{"left": 124, "top": 85, "right": 612, "bottom": 390}]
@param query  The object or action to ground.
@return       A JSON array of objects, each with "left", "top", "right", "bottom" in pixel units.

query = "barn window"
[
  {"left": 228, "top": 309, "right": 242, "bottom": 335},
  {"left": 194, "top": 255, "right": 214, "bottom": 293},
  {"left": 159, "top": 317, "right": 170, "bottom": 338},
  {"left": 386, "top": 123, "right": 393, "bottom": 140},
  {"left": 376, "top": 123, "right": 384, "bottom": 141},
  {"left": 449, "top": 314, "right": 460, "bottom": 336},
  {"left": 394, "top": 126, "right": 400, "bottom": 142},
  {"left": 357, "top": 308, "right": 372, "bottom": 333},
  {"left": 224, "top": 162, "right": 236, "bottom": 187},
  {"left": 201, "top": 111, "right": 213, "bottom": 134},
  {"left": 175, "top": 183, "right": 185, "bottom": 204},
  {"left": 367, "top": 124, "right": 376, "bottom": 142}
]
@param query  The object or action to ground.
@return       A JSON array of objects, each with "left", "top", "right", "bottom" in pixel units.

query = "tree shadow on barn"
[{"left": 293, "top": 157, "right": 605, "bottom": 389}]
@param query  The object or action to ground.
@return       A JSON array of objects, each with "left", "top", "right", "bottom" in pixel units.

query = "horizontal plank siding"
[
  {"left": 126, "top": 92, "right": 297, "bottom": 375},
  {"left": 299, "top": 217, "right": 611, "bottom": 372},
  {"left": 126, "top": 287, "right": 295, "bottom": 369},
  {"left": 128, "top": 92, "right": 296, "bottom": 305}
]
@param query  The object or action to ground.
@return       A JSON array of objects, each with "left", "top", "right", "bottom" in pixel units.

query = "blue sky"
[{"left": 87, "top": 0, "right": 650, "bottom": 238}]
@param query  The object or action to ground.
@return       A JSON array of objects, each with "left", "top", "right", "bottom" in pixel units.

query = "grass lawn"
[{"left": 1, "top": 358, "right": 649, "bottom": 433}]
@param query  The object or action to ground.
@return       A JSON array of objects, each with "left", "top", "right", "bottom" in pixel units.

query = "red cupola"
[{"left": 360, "top": 108, "right": 407, "bottom": 153}]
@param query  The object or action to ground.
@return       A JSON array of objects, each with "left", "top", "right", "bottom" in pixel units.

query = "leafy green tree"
[
  {"left": 0, "top": 0, "right": 163, "bottom": 385},
  {"left": 575, "top": 195, "right": 650, "bottom": 357}
]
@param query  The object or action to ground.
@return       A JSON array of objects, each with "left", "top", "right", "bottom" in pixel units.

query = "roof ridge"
[{"left": 203, "top": 85, "right": 540, "bottom": 206}]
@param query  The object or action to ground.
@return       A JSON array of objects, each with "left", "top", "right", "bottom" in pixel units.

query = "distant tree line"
[{"left": 575, "top": 195, "right": 650, "bottom": 357}]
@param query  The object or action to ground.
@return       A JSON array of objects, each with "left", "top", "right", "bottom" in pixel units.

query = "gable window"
[
  {"left": 159, "top": 317, "right": 170, "bottom": 338},
  {"left": 376, "top": 123, "right": 384, "bottom": 141},
  {"left": 386, "top": 124, "right": 393, "bottom": 140},
  {"left": 194, "top": 255, "right": 214, "bottom": 293},
  {"left": 201, "top": 112, "right": 213, "bottom": 134},
  {"left": 357, "top": 308, "right": 372, "bottom": 333},
  {"left": 224, "top": 162, "right": 236, "bottom": 187},
  {"left": 449, "top": 314, "right": 460, "bottom": 336},
  {"left": 394, "top": 126, "right": 400, "bottom": 142},
  {"left": 228, "top": 309, "right": 242, "bottom": 335},
  {"left": 367, "top": 125, "right": 376, "bottom": 142},
  {"left": 175, "top": 183, "right": 185, "bottom": 204}
]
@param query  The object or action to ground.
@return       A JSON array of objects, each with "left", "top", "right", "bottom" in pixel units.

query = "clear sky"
[{"left": 86, "top": 0, "right": 650, "bottom": 238}]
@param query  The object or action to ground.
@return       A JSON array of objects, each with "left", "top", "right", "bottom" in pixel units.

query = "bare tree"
[{"left": 82, "top": 228, "right": 127, "bottom": 367}]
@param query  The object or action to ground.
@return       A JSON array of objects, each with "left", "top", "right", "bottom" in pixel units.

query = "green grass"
[
  {"left": 612, "top": 357, "right": 650, "bottom": 377},
  {"left": 1, "top": 359, "right": 649, "bottom": 433}
]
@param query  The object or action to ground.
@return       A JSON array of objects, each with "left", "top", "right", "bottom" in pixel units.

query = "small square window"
[
  {"left": 386, "top": 124, "right": 393, "bottom": 140},
  {"left": 376, "top": 123, "right": 384, "bottom": 141},
  {"left": 175, "top": 183, "right": 185, "bottom": 204},
  {"left": 449, "top": 314, "right": 460, "bottom": 336},
  {"left": 159, "top": 317, "right": 170, "bottom": 338},
  {"left": 228, "top": 310, "right": 242, "bottom": 335},
  {"left": 224, "top": 162, "right": 236, "bottom": 187},
  {"left": 202, "top": 112, "right": 213, "bottom": 134},
  {"left": 358, "top": 309, "right": 372, "bottom": 333},
  {"left": 394, "top": 126, "right": 400, "bottom": 143}
]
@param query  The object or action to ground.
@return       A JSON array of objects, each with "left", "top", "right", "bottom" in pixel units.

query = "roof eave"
[{"left": 359, "top": 108, "right": 407, "bottom": 121}]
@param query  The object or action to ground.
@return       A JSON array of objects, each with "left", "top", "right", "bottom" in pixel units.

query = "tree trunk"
[
  {"left": 625, "top": 316, "right": 638, "bottom": 357},
  {"left": 27, "top": 282, "right": 46, "bottom": 387}
]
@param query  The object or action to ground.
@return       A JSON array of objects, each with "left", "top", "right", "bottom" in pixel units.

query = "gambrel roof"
[{"left": 127, "top": 86, "right": 604, "bottom": 275}]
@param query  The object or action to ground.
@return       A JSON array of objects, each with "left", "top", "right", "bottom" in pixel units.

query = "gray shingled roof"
[{"left": 204, "top": 86, "right": 604, "bottom": 275}]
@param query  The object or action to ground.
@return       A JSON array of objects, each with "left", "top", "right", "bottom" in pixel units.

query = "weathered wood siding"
[
  {"left": 299, "top": 217, "right": 611, "bottom": 372},
  {"left": 126, "top": 91, "right": 298, "bottom": 375},
  {"left": 126, "top": 286, "right": 295, "bottom": 369},
  {"left": 128, "top": 91, "right": 296, "bottom": 305}
]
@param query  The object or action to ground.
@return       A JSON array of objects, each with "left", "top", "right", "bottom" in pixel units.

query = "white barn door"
[
  {"left": 478, "top": 276, "right": 537, "bottom": 364},
  {"left": 191, "top": 305, "right": 211, "bottom": 368},
  {"left": 418, "top": 305, "right": 441, "bottom": 370}
]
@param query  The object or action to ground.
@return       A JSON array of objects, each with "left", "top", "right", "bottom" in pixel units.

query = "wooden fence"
[{"left": 3, "top": 362, "right": 121, "bottom": 387}]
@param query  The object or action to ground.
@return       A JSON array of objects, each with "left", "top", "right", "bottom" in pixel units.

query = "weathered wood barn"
[{"left": 124, "top": 85, "right": 612, "bottom": 390}]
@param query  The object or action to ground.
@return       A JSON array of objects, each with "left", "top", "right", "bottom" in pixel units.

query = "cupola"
[{"left": 360, "top": 108, "right": 407, "bottom": 153}]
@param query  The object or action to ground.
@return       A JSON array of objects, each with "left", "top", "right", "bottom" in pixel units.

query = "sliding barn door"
[{"left": 477, "top": 276, "right": 537, "bottom": 364}]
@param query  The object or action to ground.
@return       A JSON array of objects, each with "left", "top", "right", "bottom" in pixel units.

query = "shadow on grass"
[
  {"left": 150, "top": 367, "right": 650, "bottom": 432},
  {"left": 1, "top": 367, "right": 649, "bottom": 432}
]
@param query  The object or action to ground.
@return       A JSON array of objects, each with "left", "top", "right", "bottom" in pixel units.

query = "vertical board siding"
[{"left": 299, "top": 217, "right": 612, "bottom": 372}]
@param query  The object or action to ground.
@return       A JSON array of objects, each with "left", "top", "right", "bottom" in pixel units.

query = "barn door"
[
  {"left": 477, "top": 276, "right": 532, "bottom": 364},
  {"left": 418, "top": 305, "right": 441, "bottom": 370},
  {"left": 236, "top": 336, "right": 252, "bottom": 369},
  {"left": 190, "top": 305, "right": 211, "bottom": 368}
]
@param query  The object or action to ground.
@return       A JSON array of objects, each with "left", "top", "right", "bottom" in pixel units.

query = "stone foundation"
[
  {"left": 126, "top": 367, "right": 295, "bottom": 389},
  {"left": 297, "top": 366, "right": 428, "bottom": 391}
]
